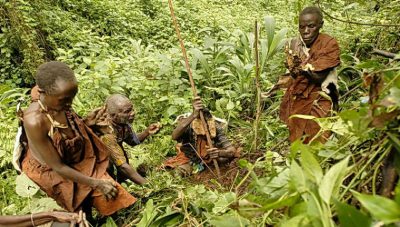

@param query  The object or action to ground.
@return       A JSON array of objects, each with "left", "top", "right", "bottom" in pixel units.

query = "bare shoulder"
[{"left": 23, "top": 103, "right": 49, "bottom": 134}]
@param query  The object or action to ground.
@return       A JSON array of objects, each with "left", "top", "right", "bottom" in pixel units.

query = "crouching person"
[
  {"left": 163, "top": 96, "right": 239, "bottom": 176},
  {"left": 85, "top": 94, "right": 160, "bottom": 185},
  {"left": 19, "top": 62, "right": 136, "bottom": 218}
]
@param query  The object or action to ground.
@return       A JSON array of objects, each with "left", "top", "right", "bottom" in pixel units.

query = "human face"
[
  {"left": 299, "top": 13, "right": 323, "bottom": 47},
  {"left": 110, "top": 101, "right": 135, "bottom": 125},
  {"left": 41, "top": 79, "right": 78, "bottom": 112}
]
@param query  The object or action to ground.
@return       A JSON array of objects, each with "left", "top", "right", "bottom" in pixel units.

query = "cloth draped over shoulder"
[
  {"left": 163, "top": 117, "right": 239, "bottom": 169},
  {"left": 84, "top": 107, "right": 141, "bottom": 167},
  {"left": 279, "top": 33, "right": 340, "bottom": 143},
  {"left": 18, "top": 89, "right": 136, "bottom": 216}
]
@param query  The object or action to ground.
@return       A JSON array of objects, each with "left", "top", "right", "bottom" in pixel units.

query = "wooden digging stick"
[{"left": 167, "top": 0, "right": 221, "bottom": 178}]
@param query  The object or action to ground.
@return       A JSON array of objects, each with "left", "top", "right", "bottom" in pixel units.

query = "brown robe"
[
  {"left": 163, "top": 118, "right": 239, "bottom": 169},
  {"left": 280, "top": 34, "right": 340, "bottom": 143},
  {"left": 20, "top": 96, "right": 136, "bottom": 216}
]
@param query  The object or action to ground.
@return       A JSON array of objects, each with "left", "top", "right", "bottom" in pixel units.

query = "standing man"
[{"left": 280, "top": 6, "right": 340, "bottom": 143}]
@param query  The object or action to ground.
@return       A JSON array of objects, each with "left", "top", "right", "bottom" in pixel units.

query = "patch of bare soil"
[{"left": 189, "top": 151, "right": 265, "bottom": 194}]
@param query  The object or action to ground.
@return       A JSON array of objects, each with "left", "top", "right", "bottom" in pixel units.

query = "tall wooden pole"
[
  {"left": 167, "top": 0, "right": 221, "bottom": 177},
  {"left": 253, "top": 20, "right": 261, "bottom": 152}
]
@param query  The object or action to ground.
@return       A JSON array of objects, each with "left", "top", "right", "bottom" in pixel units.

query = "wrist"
[
  {"left": 192, "top": 111, "right": 199, "bottom": 117},
  {"left": 89, "top": 178, "right": 99, "bottom": 189}
]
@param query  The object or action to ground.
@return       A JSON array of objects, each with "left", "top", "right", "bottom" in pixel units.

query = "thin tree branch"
[{"left": 316, "top": 0, "right": 400, "bottom": 27}]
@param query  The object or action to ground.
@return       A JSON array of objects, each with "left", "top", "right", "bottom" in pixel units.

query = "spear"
[{"left": 167, "top": 0, "right": 221, "bottom": 177}]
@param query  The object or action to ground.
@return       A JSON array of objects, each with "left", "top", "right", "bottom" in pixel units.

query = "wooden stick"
[
  {"left": 372, "top": 48, "right": 397, "bottom": 59},
  {"left": 253, "top": 20, "right": 261, "bottom": 152},
  {"left": 167, "top": 0, "right": 221, "bottom": 177}
]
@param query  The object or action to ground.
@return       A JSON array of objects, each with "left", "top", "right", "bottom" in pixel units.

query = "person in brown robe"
[
  {"left": 279, "top": 6, "right": 340, "bottom": 143},
  {"left": 162, "top": 96, "right": 239, "bottom": 176},
  {"left": 84, "top": 94, "right": 161, "bottom": 185},
  {"left": 18, "top": 61, "right": 136, "bottom": 217}
]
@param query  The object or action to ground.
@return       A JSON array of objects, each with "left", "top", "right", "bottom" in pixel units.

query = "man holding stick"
[{"left": 163, "top": 97, "right": 239, "bottom": 176}]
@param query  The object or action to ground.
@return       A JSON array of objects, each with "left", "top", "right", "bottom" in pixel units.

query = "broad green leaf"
[
  {"left": 226, "top": 100, "right": 235, "bottom": 110},
  {"left": 318, "top": 156, "right": 349, "bottom": 204},
  {"left": 289, "top": 139, "right": 310, "bottom": 160},
  {"left": 268, "top": 28, "right": 288, "bottom": 58},
  {"left": 356, "top": 60, "right": 382, "bottom": 70},
  {"left": 166, "top": 106, "right": 178, "bottom": 117},
  {"left": 20, "top": 197, "right": 61, "bottom": 214},
  {"left": 264, "top": 16, "right": 275, "bottom": 48},
  {"left": 260, "top": 39, "right": 269, "bottom": 70},
  {"left": 212, "top": 192, "right": 236, "bottom": 214},
  {"left": 300, "top": 149, "right": 323, "bottom": 184},
  {"left": 279, "top": 214, "right": 309, "bottom": 227},
  {"left": 353, "top": 190, "right": 400, "bottom": 224},
  {"left": 395, "top": 180, "right": 400, "bottom": 205},
  {"left": 15, "top": 173, "right": 40, "bottom": 198},
  {"left": 150, "top": 212, "right": 183, "bottom": 227},
  {"left": 289, "top": 161, "right": 307, "bottom": 193},
  {"left": 387, "top": 87, "right": 400, "bottom": 108},
  {"left": 137, "top": 199, "right": 158, "bottom": 227},
  {"left": 260, "top": 192, "right": 299, "bottom": 211},
  {"left": 208, "top": 210, "right": 250, "bottom": 227},
  {"left": 334, "top": 199, "right": 372, "bottom": 227}
]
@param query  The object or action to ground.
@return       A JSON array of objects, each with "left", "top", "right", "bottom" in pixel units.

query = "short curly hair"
[
  {"left": 36, "top": 61, "right": 76, "bottom": 94},
  {"left": 300, "top": 6, "right": 323, "bottom": 23},
  {"left": 105, "top": 94, "right": 133, "bottom": 114}
]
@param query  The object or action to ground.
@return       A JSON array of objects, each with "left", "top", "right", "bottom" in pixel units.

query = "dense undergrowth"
[{"left": 1, "top": 0, "right": 400, "bottom": 226}]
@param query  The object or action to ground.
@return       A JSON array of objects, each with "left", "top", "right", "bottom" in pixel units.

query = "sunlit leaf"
[
  {"left": 319, "top": 156, "right": 349, "bottom": 204},
  {"left": 300, "top": 149, "right": 323, "bottom": 184},
  {"left": 289, "top": 161, "right": 307, "bottom": 193},
  {"left": 208, "top": 210, "right": 250, "bottom": 227},
  {"left": 15, "top": 173, "right": 40, "bottom": 198},
  {"left": 137, "top": 199, "right": 158, "bottom": 227},
  {"left": 353, "top": 191, "right": 400, "bottom": 224},
  {"left": 264, "top": 16, "right": 275, "bottom": 48}
]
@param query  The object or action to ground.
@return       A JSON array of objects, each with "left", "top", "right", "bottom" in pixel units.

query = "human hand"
[
  {"left": 147, "top": 122, "right": 161, "bottom": 135},
  {"left": 51, "top": 210, "right": 89, "bottom": 227},
  {"left": 95, "top": 179, "right": 118, "bottom": 200},
  {"left": 192, "top": 96, "right": 204, "bottom": 117},
  {"left": 206, "top": 147, "right": 219, "bottom": 159}
]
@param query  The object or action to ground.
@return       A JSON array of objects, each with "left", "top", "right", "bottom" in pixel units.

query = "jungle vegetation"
[{"left": 0, "top": 0, "right": 400, "bottom": 226}]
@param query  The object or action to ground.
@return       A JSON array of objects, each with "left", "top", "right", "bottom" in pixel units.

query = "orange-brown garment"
[
  {"left": 280, "top": 34, "right": 340, "bottom": 143},
  {"left": 21, "top": 110, "right": 136, "bottom": 216},
  {"left": 163, "top": 123, "right": 240, "bottom": 169}
]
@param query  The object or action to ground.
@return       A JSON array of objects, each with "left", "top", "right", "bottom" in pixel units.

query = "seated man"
[
  {"left": 85, "top": 94, "right": 160, "bottom": 185},
  {"left": 163, "top": 96, "right": 239, "bottom": 176}
]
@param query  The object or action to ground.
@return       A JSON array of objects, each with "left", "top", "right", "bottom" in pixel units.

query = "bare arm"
[
  {"left": 0, "top": 212, "right": 52, "bottom": 227},
  {"left": 24, "top": 112, "right": 117, "bottom": 199},
  {"left": 0, "top": 211, "right": 86, "bottom": 227},
  {"left": 172, "top": 96, "right": 203, "bottom": 141},
  {"left": 137, "top": 130, "right": 149, "bottom": 142},
  {"left": 171, "top": 113, "right": 198, "bottom": 141}
]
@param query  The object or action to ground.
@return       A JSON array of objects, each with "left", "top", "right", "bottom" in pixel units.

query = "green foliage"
[{"left": 0, "top": 0, "right": 399, "bottom": 226}]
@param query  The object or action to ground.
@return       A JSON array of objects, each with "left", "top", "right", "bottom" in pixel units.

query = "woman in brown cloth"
[{"left": 18, "top": 61, "right": 136, "bottom": 220}]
